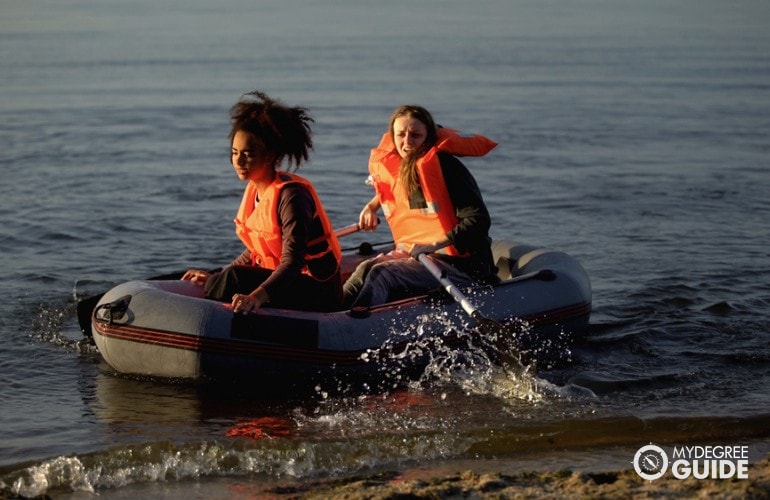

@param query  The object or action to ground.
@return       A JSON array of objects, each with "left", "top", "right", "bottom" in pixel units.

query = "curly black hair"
[{"left": 229, "top": 90, "right": 314, "bottom": 170}]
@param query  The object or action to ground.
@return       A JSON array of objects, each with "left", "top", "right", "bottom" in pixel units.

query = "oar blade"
[
  {"left": 470, "top": 312, "right": 530, "bottom": 376},
  {"left": 471, "top": 312, "right": 504, "bottom": 335}
]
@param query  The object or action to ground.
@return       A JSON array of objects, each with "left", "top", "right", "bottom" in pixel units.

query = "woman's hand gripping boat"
[{"left": 84, "top": 240, "right": 591, "bottom": 384}]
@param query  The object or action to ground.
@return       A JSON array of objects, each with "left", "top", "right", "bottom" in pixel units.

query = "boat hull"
[{"left": 91, "top": 240, "right": 591, "bottom": 382}]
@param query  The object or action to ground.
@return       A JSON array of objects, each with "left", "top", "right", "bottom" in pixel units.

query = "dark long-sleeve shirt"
[
  {"left": 231, "top": 184, "right": 339, "bottom": 299},
  {"left": 409, "top": 152, "right": 497, "bottom": 282}
]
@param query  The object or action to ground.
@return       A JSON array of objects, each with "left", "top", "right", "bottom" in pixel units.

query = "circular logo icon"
[{"left": 633, "top": 444, "right": 669, "bottom": 481}]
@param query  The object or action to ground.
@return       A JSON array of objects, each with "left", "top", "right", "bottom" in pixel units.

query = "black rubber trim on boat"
[
  {"left": 347, "top": 306, "right": 371, "bottom": 319},
  {"left": 231, "top": 314, "right": 319, "bottom": 348}
]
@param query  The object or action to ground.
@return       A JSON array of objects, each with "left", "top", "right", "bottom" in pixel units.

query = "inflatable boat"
[{"left": 86, "top": 240, "right": 591, "bottom": 384}]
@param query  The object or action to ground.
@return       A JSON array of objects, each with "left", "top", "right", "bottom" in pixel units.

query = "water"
[{"left": 2, "top": 0, "right": 769, "bottom": 496}]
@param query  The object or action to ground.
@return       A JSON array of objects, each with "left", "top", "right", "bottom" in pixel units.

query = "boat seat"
[
  {"left": 495, "top": 256, "right": 516, "bottom": 281},
  {"left": 492, "top": 240, "right": 560, "bottom": 282}
]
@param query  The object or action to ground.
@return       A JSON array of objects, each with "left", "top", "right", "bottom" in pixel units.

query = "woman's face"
[
  {"left": 393, "top": 115, "right": 428, "bottom": 159},
  {"left": 231, "top": 130, "right": 274, "bottom": 183}
]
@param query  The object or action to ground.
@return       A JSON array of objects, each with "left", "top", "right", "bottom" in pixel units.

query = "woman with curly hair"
[{"left": 183, "top": 91, "right": 342, "bottom": 313}]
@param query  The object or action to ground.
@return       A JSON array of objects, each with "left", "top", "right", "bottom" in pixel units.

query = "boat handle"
[{"left": 94, "top": 294, "right": 132, "bottom": 325}]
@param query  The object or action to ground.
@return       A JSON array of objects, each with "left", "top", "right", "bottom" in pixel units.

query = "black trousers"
[{"left": 204, "top": 265, "right": 343, "bottom": 312}]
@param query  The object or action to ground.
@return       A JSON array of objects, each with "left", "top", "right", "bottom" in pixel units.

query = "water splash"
[
  {"left": 30, "top": 301, "right": 77, "bottom": 348},
  {"left": 348, "top": 295, "right": 577, "bottom": 404},
  {"left": 29, "top": 291, "right": 98, "bottom": 355}
]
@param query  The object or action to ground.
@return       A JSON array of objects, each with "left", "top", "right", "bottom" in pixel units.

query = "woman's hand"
[
  {"left": 182, "top": 269, "right": 211, "bottom": 286},
  {"left": 231, "top": 288, "right": 269, "bottom": 315},
  {"left": 408, "top": 243, "right": 435, "bottom": 259},
  {"left": 231, "top": 293, "right": 261, "bottom": 314},
  {"left": 358, "top": 203, "right": 380, "bottom": 231},
  {"left": 409, "top": 240, "right": 451, "bottom": 259},
  {"left": 358, "top": 197, "right": 381, "bottom": 231}
]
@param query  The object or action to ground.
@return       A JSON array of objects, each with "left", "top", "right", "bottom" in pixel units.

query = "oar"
[
  {"left": 78, "top": 222, "right": 370, "bottom": 337},
  {"left": 417, "top": 253, "right": 501, "bottom": 332},
  {"left": 417, "top": 253, "right": 528, "bottom": 374},
  {"left": 307, "top": 222, "right": 360, "bottom": 246}
]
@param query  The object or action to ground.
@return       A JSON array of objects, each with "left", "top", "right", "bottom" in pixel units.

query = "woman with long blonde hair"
[{"left": 344, "top": 105, "right": 498, "bottom": 308}]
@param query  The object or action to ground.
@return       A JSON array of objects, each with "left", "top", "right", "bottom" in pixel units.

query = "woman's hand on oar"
[{"left": 408, "top": 240, "right": 450, "bottom": 259}]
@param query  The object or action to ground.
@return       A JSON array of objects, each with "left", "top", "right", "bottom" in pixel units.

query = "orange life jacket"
[
  {"left": 368, "top": 128, "right": 497, "bottom": 256},
  {"left": 234, "top": 172, "right": 341, "bottom": 280}
]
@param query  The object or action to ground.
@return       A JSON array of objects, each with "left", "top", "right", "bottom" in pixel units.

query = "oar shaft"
[
  {"left": 417, "top": 254, "right": 479, "bottom": 317},
  {"left": 333, "top": 222, "right": 362, "bottom": 238},
  {"left": 439, "top": 280, "right": 479, "bottom": 317},
  {"left": 307, "top": 223, "right": 361, "bottom": 247}
]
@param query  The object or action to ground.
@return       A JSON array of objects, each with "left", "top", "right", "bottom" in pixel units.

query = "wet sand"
[{"left": 277, "top": 455, "right": 770, "bottom": 499}]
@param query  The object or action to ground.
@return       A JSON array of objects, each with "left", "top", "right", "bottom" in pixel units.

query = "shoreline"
[{"left": 3, "top": 456, "right": 768, "bottom": 498}]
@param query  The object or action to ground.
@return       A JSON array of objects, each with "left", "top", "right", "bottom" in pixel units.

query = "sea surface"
[{"left": 2, "top": 0, "right": 769, "bottom": 497}]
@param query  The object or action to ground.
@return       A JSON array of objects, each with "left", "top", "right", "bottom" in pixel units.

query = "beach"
[
  {"left": 273, "top": 458, "right": 770, "bottom": 498},
  {"left": 2, "top": 0, "right": 769, "bottom": 497}
]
